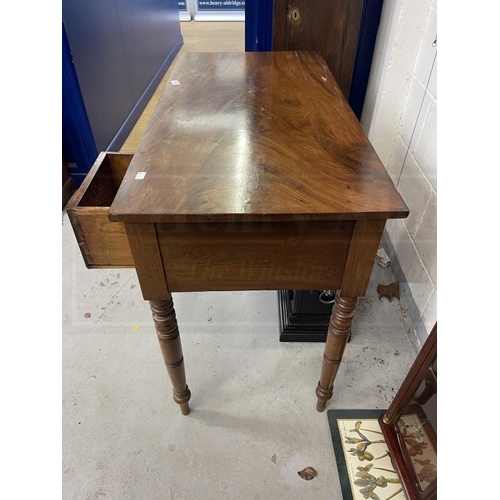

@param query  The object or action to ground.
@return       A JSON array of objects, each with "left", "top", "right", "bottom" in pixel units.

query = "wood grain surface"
[
  {"left": 339, "top": 219, "right": 386, "bottom": 297},
  {"left": 124, "top": 223, "right": 170, "bottom": 300},
  {"left": 273, "top": 0, "right": 363, "bottom": 98},
  {"left": 109, "top": 51, "right": 408, "bottom": 223},
  {"left": 120, "top": 22, "right": 245, "bottom": 152},
  {"left": 150, "top": 299, "right": 191, "bottom": 415},
  {"left": 156, "top": 220, "right": 354, "bottom": 292},
  {"left": 67, "top": 152, "right": 134, "bottom": 268},
  {"left": 70, "top": 209, "right": 133, "bottom": 268}
]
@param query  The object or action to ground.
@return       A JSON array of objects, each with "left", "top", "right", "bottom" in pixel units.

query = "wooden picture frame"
[{"left": 378, "top": 324, "right": 437, "bottom": 500}]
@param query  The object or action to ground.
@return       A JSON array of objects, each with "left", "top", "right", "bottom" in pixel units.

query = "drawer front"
[
  {"left": 66, "top": 152, "right": 134, "bottom": 268},
  {"left": 156, "top": 221, "right": 354, "bottom": 292}
]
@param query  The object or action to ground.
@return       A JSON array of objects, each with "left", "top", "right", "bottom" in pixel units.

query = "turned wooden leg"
[
  {"left": 316, "top": 294, "right": 358, "bottom": 412},
  {"left": 150, "top": 299, "right": 191, "bottom": 415}
]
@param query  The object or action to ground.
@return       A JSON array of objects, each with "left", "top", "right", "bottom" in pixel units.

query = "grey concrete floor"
[{"left": 62, "top": 212, "right": 418, "bottom": 500}]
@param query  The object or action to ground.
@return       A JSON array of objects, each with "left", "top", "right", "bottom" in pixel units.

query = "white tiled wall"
[{"left": 362, "top": 0, "right": 437, "bottom": 345}]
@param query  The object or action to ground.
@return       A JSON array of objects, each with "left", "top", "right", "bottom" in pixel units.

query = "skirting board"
[{"left": 106, "top": 34, "right": 184, "bottom": 152}]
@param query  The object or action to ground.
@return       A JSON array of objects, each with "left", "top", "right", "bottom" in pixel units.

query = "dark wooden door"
[{"left": 273, "top": 0, "right": 364, "bottom": 98}]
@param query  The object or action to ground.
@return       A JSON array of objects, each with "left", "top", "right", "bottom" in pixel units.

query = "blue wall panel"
[
  {"left": 62, "top": 24, "right": 98, "bottom": 187},
  {"left": 63, "top": 0, "right": 134, "bottom": 152},
  {"left": 63, "top": 0, "right": 182, "bottom": 153},
  {"left": 115, "top": 0, "right": 182, "bottom": 102}
]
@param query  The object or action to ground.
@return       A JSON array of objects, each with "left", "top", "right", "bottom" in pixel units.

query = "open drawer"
[{"left": 66, "top": 152, "right": 134, "bottom": 268}]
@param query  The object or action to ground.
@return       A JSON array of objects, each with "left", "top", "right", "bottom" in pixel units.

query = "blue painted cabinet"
[{"left": 63, "top": 0, "right": 183, "bottom": 182}]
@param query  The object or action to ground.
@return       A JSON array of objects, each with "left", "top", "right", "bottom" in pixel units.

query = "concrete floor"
[{"left": 62, "top": 212, "right": 418, "bottom": 499}]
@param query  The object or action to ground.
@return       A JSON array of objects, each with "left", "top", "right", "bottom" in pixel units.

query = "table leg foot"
[
  {"left": 174, "top": 387, "right": 191, "bottom": 415},
  {"left": 150, "top": 299, "right": 192, "bottom": 416},
  {"left": 315, "top": 384, "right": 332, "bottom": 412},
  {"left": 179, "top": 403, "right": 190, "bottom": 416},
  {"left": 315, "top": 294, "right": 358, "bottom": 411}
]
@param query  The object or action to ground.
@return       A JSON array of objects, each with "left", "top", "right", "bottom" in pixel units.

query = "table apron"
[{"left": 154, "top": 220, "right": 354, "bottom": 293}]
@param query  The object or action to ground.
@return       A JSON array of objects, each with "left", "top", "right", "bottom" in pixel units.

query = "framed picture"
[
  {"left": 378, "top": 324, "right": 437, "bottom": 500},
  {"left": 328, "top": 409, "right": 407, "bottom": 500}
]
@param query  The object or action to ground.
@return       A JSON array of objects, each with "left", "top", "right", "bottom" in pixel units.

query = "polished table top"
[{"left": 109, "top": 51, "right": 408, "bottom": 224}]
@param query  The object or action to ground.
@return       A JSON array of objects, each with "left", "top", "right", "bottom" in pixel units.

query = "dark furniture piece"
[
  {"left": 273, "top": 0, "right": 364, "bottom": 99},
  {"left": 278, "top": 290, "right": 336, "bottom": 342},
  {"left": 67, "top": 51, "right": 408, "bottom": 416},
  {"left": 379, "top": 324, "right": 437, "bottom": 500}
]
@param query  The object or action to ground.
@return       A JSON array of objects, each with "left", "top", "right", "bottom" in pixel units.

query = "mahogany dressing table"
[{"left": 67, "top": 51, "right": 409, "bottom": 416}]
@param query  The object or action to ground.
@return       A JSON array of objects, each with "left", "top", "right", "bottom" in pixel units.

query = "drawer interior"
[
  {"left": 67, "top": 152, "right": 134, "bottom": 269},
  {"left": 78, "top": 153, "right": 130, "bottom": 207}
]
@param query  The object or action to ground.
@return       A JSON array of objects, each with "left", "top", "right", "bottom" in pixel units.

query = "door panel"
[{"left": 273, "top": 0, "right": 364, "bottom": 98}]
